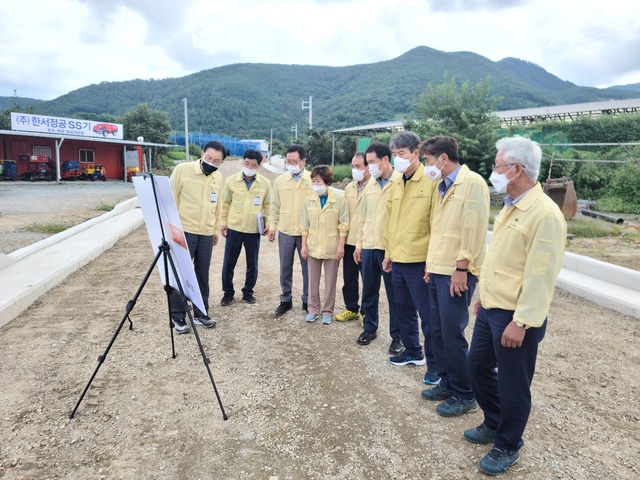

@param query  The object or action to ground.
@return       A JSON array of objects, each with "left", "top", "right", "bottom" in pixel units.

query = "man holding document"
[{"left": 219, "top": 150, "right": 271, "bottom": 306}]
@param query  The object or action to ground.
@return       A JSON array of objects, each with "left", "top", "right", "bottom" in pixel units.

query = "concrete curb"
[{"left": 0, "top": 203, "right": 143, "bottom": 329}]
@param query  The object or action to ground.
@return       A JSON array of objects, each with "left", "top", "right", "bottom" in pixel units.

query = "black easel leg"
[
  {"left": 166, "top": 247, "right": 228, "bottom": 420},
  {"left": 69, "top": 247, "right": 163, "bottom": 419}
]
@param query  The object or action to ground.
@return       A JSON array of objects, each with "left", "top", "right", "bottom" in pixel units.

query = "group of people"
[{"left": 169, "top": 133, "right": 567, "bottom": 476}]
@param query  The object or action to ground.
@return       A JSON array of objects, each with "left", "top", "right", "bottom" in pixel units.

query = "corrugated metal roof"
[
  {"left": 331, "top": 98, "right": 640, "bottom": 134},
  {"left": 331, "top": 121, "right": 404, "bottom": 134},
  {"left": 0, "top": 129, "right": 173, "bottom": 147},
  {"left": 494, "top": 98, "right": 640, "bottom": 118}
]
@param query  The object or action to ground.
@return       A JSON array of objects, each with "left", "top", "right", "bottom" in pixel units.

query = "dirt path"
[{"left": 1, "top": 162, "right": 639, "bottom": 479}]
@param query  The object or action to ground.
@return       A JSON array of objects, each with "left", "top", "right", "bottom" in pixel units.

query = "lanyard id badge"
[
  {"left": 254, "top": 195, "right": 261, "bottom": 206},
  {"left": 211, "top": 191, "right": 217, "bottom": 203}
]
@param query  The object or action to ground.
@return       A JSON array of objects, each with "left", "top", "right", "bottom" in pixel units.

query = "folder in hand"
[{"left": 256, "top": 212, "right": 266, "bottom": 234}]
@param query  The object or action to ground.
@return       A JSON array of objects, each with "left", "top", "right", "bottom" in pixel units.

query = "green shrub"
[
  {"left": 596, "top": 196, "right": 640, "bottom": 214},
  {"left": 328, "top": 165, "right": 353, "bottom": 183}
]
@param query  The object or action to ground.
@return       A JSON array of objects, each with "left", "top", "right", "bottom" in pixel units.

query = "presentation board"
[{"left": 133, "top": 175, "right": 206, "bottom": 316}]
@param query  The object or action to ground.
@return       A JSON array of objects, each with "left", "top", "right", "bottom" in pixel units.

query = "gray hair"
[
  {"left": 496, "top": 136, "right": 541, "bottom": 182},
  {"left": 390, "top": 131, "right": 421, "bottom": 152}
]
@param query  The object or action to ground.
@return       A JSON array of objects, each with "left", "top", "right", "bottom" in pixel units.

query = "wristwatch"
[
  {"left": 513, "top": 320, "right": 526, "bottom": 328},
  {"left": 455, "top": 266, "right": 468, "bottom": 272}
]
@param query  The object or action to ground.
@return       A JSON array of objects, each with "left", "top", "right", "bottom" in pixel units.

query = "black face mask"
[{"left": 200, "top": 160, "right": 218, "bottom": 176}]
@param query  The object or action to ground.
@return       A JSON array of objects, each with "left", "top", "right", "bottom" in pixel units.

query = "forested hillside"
[{"left": 7, "top": 46, "right": 637, "bottom": 139}]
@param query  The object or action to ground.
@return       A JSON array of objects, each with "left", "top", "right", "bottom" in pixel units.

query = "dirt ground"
[{"left": 1, "top": 163, "right": 639, "bottom": 479}]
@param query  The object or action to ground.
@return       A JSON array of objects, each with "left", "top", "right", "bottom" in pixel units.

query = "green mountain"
[
  {"left": 10, "top": 46, "right": 638, "bottom": 139},
  {"left": 0, "top": 96, "right": 45, "bottom": 110},
  {"left": 606, "top": 83, "right": 640, "bottom": 92}
]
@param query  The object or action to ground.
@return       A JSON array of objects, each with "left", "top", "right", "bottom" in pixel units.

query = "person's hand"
[
  {"left": 220, "top": 226, "right": 228, "bottom": 238},
  {"left": 424, "top": 271, "right": 430, "bottom": 283},
  {"left": 501, "top": 321, "right": 526, "bottom": 348},
  {"left": 474, "top": 299, "right": 482, "bottom": 315},
  {"left": 336, "top": 246, "right": 344, "bottom": 261},
  {"left": 301, "top": 246, "right": 308, "bottom": 260},
  {"left": 213, "top": 234, "right": 219, "bottom": 246},
  {"left": 268, "top": 229, "right": 276, "bottom": 242},
  {"left": 354, "top": 248, "right": 362, "bottom": 265},
  {"left": 382, "top": 257, "right": 392, "bottom": 273},
  {"left": 450, "top": 270, "right": 468, "bottom": 297}
]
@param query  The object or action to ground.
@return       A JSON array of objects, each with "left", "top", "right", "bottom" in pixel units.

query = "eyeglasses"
[
  {"left": 491, "top": 163, "right": 523, "bottom": 172},
  {"left": 285, "top": 160, "right": 302, "bottom": 165}
]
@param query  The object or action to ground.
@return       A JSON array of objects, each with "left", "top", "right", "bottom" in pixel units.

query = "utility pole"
[
  {"left": 302, "top": 96, "right": 312, "bottom": 130},
  {"left": 182, "top": 98, "right": 189, "bottom": 161},
  {"left": 291, "top": 123, "right": 298, "bottom": 141},
  {"left": 269, "top": 128, "right": 273, "bottom": 159}
]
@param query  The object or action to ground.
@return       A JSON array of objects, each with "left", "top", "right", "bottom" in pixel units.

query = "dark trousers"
[
  {"left": 468, "top": 306, "right": 547, "bottom": 451},
  {"left": 361, "top": 249, "right": 399, "bottom": 339},
  {"left": 278, "top": 232, "right": 308, "bottom": 304},
  {"left": 342, "top": 244, "right": 363, "bottom": 314},
  {"left": 391, "top": 262, "right": 437, "bottom": 372},
  {"left": 221, "top": 228, "right": 261, "bottom": 297},
  {"left": 170, "top": 232, "right": 213, "bottom": 320},
  {"left": 429, "top": 273, "right": 477, "bottom": 400}
]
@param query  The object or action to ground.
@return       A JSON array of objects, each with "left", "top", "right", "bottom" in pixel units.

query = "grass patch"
[
  {"left": 96, "top": 203, "right": 116, "bottom": 212},
  {"left": 566, "top": 218, "right": 612, "bottom": 238},
  {"left": 25, "top": 222, "right": 70, "bottom": 234}
]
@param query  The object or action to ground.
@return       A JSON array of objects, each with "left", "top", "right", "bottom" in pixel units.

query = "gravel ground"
[{"left": 0, "top": 163, "right": 639, "bottom": 479}]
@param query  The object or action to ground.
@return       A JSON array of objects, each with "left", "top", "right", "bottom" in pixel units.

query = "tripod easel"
[{"left": 69, "top": 173, "right": 228, "bottom": 420}]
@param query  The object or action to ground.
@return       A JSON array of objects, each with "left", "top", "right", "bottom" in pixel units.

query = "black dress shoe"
[
  {"left": 242, "top": 294, "right": 256, "bottom": 304},
  {"left": 275, "top": 301, "right": 293, "bottom": 316},
  {"left": 388, "top": 337, "right": 405, "bottom": 355},
  {"left": 220, "top": 294, "right": 234, "bottom": 306},
  {"left": 302, "top": 302, "right": 308, "bottom": 313},
  {"left": 357, "top": 330, "right": 377, "bottom": 346}
]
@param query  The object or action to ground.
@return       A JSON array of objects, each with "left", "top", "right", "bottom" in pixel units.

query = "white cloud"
[{"left": 1, "top": 0, "right": 639, "bottom": 100}]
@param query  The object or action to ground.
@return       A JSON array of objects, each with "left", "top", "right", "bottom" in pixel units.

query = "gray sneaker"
[
  {"left": 464, "top": 423, "right": 497, "bottom": 444},
  {"left": 421, "top": 384, "right": 453, "bottom": 401},
  {"left": 479, "top": 447, "right": 520, "bottom": 475},
  {"left": 194, "top": 316, "right": 217, "bottom": 328},
  {"left": 173, "top": 318, "right": 190, "bottom": 334},
  {"left": 435, "top": 396, "right": 477, "bottom": 417}
]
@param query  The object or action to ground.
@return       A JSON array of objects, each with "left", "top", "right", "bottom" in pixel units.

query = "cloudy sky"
[{"left": 1, "top": 0, "right": 639, "bottom": 101}]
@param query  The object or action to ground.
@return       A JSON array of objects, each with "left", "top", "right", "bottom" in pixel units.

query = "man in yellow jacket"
[
  {"left": 168, "top": 141, "right": 225, "bottom": 333},
  {"left": 268, "top": 145, "right": 314, "bottom": 316},
  {"left": 383, "top": 131, "right": 439, "bottom": 374},
  {"left": 419, "top": 136, "right": 490, "bottom": 419},
  {"left": 355, "top": 142, "right": 403, "bottom": 354},
  {"left": 336, "top": 152, "right": 370, "bottom": 323},
  {"left": 464, "top": 136, "right": 566, "bottom": 476},
  {"left": 219, "top": 149, "right": 271, "bottom": 306}
]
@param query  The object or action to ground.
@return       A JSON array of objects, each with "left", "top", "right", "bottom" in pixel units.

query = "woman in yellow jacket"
[{"left": 301, "top": 166, "right": 349, "bottom": 324}]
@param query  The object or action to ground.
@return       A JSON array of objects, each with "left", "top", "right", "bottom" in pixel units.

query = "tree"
[
  {"left": 0, "top": 101, "right": 34, "bottom": 130},
  {"left": 409, "top": 74, "right": 501, "bottom": 177},
  {"left": 302, "top": 128, "right": 334, "bottom": 166},
  {"left": 122, "top": 104, "right": 173, "bottom": 168}
]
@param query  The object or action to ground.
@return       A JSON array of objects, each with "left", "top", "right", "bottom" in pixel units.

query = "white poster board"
[{"left": 133, "top": 175, "right": 206, "bottom": 316}]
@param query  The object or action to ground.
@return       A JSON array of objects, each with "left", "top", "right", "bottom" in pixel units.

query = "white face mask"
[
  {"left": 393, "top": 156, "right": 411, "bottom": 173},
  {"left": 489, "top": 166, "right": 515, "bottom": 194},
  {"left": 287, "top": 164, "right": 302, "bottom": 175},
  {"left": 312, "top": 184, "right": 327, "bottom": 195},
  {"left": 352, "top": 168, "right": 365, "bottom": 182},
  {"left": 368, "top": 163, "right": 381, "bottom": 179},
  {"left": 243, "top": 166, "right": 257, "bottom": 177},
  {"left": 424, "top": 157, "right": 443, "bottom": 181}
]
